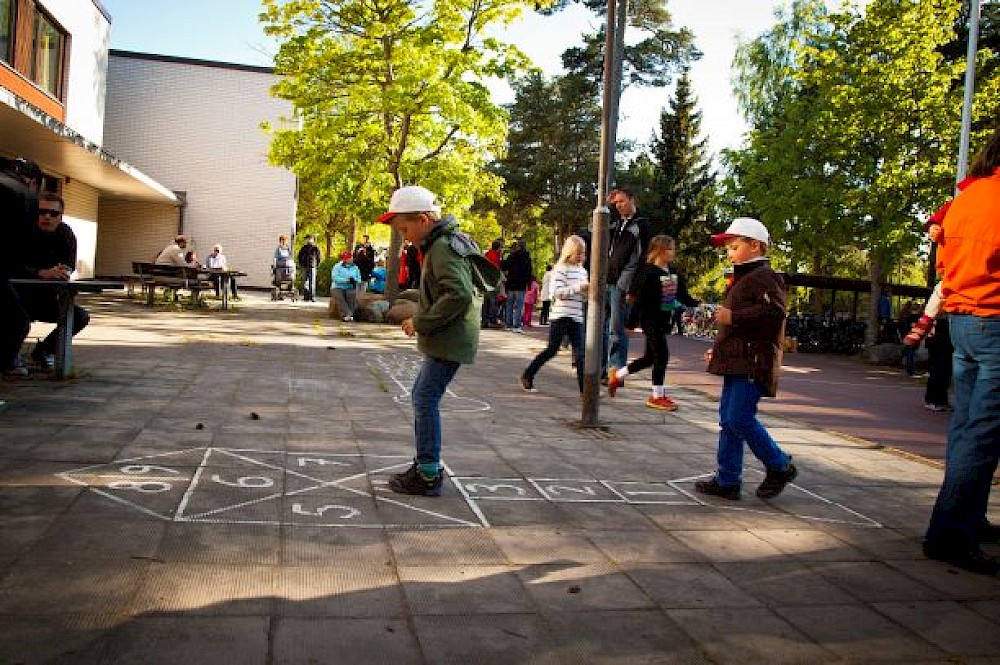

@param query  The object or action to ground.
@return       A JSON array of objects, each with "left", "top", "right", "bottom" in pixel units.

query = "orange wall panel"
[{"left": 0, "top": 62, "right": 65, "bottom": 120}]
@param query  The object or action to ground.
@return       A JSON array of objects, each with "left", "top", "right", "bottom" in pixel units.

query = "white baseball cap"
[
  {"left": 710, "top": 217, "right": 770, "bottom": 247},
  {"left": 377, "top": 185, "right": 441, "bottom": 223}
]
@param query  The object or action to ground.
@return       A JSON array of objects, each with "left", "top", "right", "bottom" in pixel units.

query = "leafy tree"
[
  {"left": 260, "top": 0, "right": 536, "bottom": 297},
  {"left": 725, "top": 0, "right": 1000, "bottom": 347},
  {"left": 646, "top": 68, "right": 716, "bottom": 276}
]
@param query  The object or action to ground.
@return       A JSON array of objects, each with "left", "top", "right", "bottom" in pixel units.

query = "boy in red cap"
[{"left": 696, "top": 217, "right": 798, "bottom": 501}]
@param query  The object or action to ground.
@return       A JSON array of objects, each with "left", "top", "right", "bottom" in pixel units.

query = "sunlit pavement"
[{"left": 1, "top": 292, "right": 997, "bottom": 664}]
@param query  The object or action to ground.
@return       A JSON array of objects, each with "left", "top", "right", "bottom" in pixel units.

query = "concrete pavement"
[{"left": 1, "top": 292, "right": 998, "bottom": 664}]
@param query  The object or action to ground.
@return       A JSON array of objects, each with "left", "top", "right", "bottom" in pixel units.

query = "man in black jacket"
[
  {"left": 297, "top": 235, "right": 322, "bottom": 301},
  {"left": 14, "top": 191, "right": 90, "bottom": 370},
  {"left": 1, "top": 157, "right": 42, "bottom": 377},
  {"left": 501, "top": 239, "right": 533, "bottom": 332},
  {"left": 606, "top": 188, "right": 651, "bottom": 375},
  {"left": 353, "top": 234, "right": 376, "bottom": 291}
]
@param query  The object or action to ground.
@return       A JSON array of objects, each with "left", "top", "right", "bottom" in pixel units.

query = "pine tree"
[{"left": 648, "top": 69, "right": 715, "bottom": 273}]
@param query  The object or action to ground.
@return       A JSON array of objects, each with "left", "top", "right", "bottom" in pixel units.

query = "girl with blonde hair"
[{"left": 521, "top": 235, "right": 589, "bottom": 392}]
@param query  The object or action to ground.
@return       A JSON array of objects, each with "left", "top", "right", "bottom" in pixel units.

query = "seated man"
[
  {"left": 155, "top": 235, "right": 188, "bottom": 265},
  {"left": 15, "top": 192, "right": 90, "bottom": 369}
]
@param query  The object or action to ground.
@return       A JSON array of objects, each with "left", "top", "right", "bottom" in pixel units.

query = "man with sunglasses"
[{"left": 14, "top": 192, "right": 90, "bottom": 370}]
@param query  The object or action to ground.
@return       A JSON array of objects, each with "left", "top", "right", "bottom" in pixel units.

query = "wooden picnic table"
[
  {"left": 9, "top": 278, "right": 124, "bottom": 379},
  {"left": 203, "top": 268, "right": 248, "bottom": 311}
]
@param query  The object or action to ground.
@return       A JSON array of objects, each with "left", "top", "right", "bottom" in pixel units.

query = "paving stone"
[
  {"left": 773, "top": 603, "right": 945, "bottom": 661},
  {"left": 714, "top": 561, "right": 857, "bottom": 606},
  {"left": 747, "top": 528, "right": 871, "bottom": 561},
  {"left": 490, "top": 527, "right": 610, "bottom": 564},
  {"left": 0, "top": 559, "right": 148, "bottom": 615},
  {"left": 666, "top": 607, "right": 834, "bottom": 664},
  {"left": 873, "top": 600, "right": 1000, "bottom": 656},
  {"left": 516, "top": 562, "right": 655, "bottom": 612},
  {"left": 400, "top": 564, "right": 534, "bottom": 615},
  {"left": 0, "top": 613, "right": 118, "bottom": 665},
  {"left": 544, "top": 609, "right": 711, "bottom": 664},
  {"left": 585, "top": 529, "right": 706, "bottom": 564},
  {"left": 100, "top": 616, "right": 269, "bottom": 665},
  {"left": 387, "top": 527, "right": 508, "bottom": 566},
  {"left": 277, "top": 565, "right": 405, "bottom": 617},
  {"left": 626, "top": 563, "right": 762, "bottom": 609},
  {"left": 274, "top": 617, "right": 422, "bottom": 665},
  {"left": 672, "top": 529, "right": 786, "bottom": 562},
  {"left": 414, "top": 613, "right": 566, "bottom": 664},
  {"left": 130, "top": 562, "right": 277, "bottom": 615},
  {"left": 810, "top": 561, "right": 941, "bottom": 602}
]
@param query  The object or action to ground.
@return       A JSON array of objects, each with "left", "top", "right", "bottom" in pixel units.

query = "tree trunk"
[
  {"left": 385, "top": 173, "right": 404, "bottom": 301},
  {"left": 866, "top": 260, "right": 884, "bottom": 353}
]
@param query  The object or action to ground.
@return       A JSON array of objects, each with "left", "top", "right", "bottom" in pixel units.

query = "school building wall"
[{"left": 101, "top": 51, "right": 297, "bottom": 287}]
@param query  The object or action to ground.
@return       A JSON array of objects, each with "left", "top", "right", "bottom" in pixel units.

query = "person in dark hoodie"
[
  {"left": 501, "top": 239, "right": 533, "bottom": 333},
  {"left": 605, "top": 188, "right": 651, "bottom": 378},
  {"left": 1, "top": 157, "right": 42, "bottom": 378}
]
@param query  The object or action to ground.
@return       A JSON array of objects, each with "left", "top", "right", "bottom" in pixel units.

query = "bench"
[
  {"left": 9, "top": 278, "right": 124, "bottom": 379},
  {"left": 132, "top": 262, "right": 214, "bottom": 306}
]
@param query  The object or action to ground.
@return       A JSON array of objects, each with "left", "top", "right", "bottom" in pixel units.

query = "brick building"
[{"left": 1, "top": 1, "right": 296, "bottom": 287}]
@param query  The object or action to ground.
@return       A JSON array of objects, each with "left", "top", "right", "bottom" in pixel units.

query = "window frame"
[
  {"left": 29, "top": 4, "right": 66, "bottom": 99},
  {"left": 0, "top": 0, "right": 15, "bottom": 65}
]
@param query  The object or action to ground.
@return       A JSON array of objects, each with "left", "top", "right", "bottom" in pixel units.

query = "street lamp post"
[{"left": 582, "top": 0, "right": 627, "bottom": 426}]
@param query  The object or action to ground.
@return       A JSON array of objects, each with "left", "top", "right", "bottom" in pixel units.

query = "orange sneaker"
[
  {"left": 607, "top": 367, "right": 622, "bottom": 397},
  {"left": 645, "top": 395, "right": 678, "bottom": 411}
]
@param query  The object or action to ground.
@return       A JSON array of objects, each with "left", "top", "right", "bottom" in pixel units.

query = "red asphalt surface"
[{"left": 522, "top": 324, "right": 949, "bottom": 463}]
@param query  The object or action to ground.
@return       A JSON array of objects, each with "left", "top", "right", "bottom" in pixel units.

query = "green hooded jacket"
[{"left": 413, "top": 216, "right": 501, "bottom": 364}]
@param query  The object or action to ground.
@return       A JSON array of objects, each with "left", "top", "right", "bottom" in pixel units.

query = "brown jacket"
[{"left": 707, "top": 259, "right": 787, "bottom": 397}]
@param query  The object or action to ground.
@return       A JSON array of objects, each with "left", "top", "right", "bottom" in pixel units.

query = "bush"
[{"left": 314, "top": 257, "right": 337, "bottom": 297}]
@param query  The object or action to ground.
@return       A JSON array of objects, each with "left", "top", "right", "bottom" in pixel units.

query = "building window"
[
  {"left": 31, "top": 8, "right": 64, "bottom": 98},
  {"left": 0, "top": 0, "right": 14, "bottom": 65}
]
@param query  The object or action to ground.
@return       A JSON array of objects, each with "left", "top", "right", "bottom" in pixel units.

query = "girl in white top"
[{"left": 521, "top": 235, "right": 589, "bottom": 393}]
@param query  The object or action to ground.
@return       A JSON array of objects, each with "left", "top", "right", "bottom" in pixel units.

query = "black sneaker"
[
  {"left": 520, "top": 374, "right": 537, "bottom": 393},
  {"left": 923, "top": 542, "right": 1000, "bottom": 576},
  {"left": 978, "top": 522, "right": 1000, "bottom": 545},
  {"left": 756, "top": 463, "right": 798, "bottom": 499},
  {"left": 694, "top": 477, "right": 741, "bottom": 500},
  {"left": 389, "top": 463, "right": 443, "bottom": 496},
  {"left": 31, "top": 350, "right": 55, "bottom": 370}
]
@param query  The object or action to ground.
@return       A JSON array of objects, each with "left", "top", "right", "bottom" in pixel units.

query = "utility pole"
[
  {"left": 581, "top": 0, "right": 627, "bottom": 426},
  {"left": 929, "top": 0, "right": 980, "bottom": 287}
]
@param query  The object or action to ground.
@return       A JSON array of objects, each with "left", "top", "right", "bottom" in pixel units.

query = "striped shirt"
[{"left": 549, "top": 264, "right": 588, "bottom": 323}]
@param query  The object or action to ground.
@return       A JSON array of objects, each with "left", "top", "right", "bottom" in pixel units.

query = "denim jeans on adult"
[
  {"left": 607, "top": 285, "right": 630, "bottom": 369},
  {"left": 505, "top": 289, "right": 526, "bottom": 328},
  {"left": 302, "top": 266, "right": 317, "bottom": 298},
  {"left": 716, "top": 376, "right": 790, "bottom": 487},
  {"left": 524, "top": 316, "right": 584, "bottom": 391},
  {"left": 412, "top": 356, "right": 461, "bottom": 467},
  {"left": 925, "top": 313, "right": 1000, "bottom": 553}
]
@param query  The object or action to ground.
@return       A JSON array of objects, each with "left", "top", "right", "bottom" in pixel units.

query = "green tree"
[
  {"left": 647, "top": 68, "right": 716, "bottom": 276},
  {"left": 260, "top": 0, "right": 535, "bottom": 297}
]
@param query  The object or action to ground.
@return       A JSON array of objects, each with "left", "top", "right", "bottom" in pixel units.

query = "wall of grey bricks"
[{"left": 102, "top": 53, "right": 297, "bottom": 287}]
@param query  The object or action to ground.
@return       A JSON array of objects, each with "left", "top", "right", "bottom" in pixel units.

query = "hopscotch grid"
[
  {"left": 529, "top": 478, "right": 620, "bottom": 503},
  {"left": 442, "top": 461, "right": 490, "bottom": 528},
  {"left": 174, "top": 447, "right": 214, "bottom": 520},
  {"left": 59, "top": 449, "right": 884, "bottom": 529}
]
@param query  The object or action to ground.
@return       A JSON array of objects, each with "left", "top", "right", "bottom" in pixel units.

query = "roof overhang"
[{"left": 0, "top": 88, "right": 178, "bottom": 204}]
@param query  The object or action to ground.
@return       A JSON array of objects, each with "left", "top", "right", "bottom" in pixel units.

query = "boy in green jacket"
[{"left": 378, "top": 185, "right": 500, "bottom": 495}]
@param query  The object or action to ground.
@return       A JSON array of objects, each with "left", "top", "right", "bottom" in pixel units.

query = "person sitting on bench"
[{"left": 15, "top": 192, "right": 90, "bottom": 370}]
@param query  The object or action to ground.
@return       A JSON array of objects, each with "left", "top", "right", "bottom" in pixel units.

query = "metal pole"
[
  {"left": 956, "top": 0, "right": 980, "bottom": 182},
  {"left": 930, "top": 0, "right": 980, "bottom": 287},
  {"left": 581, "top": 0, "right": 624, "bottom": 426}
]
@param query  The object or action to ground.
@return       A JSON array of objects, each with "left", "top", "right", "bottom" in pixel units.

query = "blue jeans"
[
  {"left": 505, "top": 289, "right": 526, "bottom": 329},
  {"left": 607, "top": 285, "right": 630, "bottom": 369},
  {"left": 716, "top": 376, "right": 790, "bottom": 487},
  {"left": 302, "top": 266, "right": 317, "bottom": 299},
  {"left": 524, "top": 316, "right": 584, "bottom": 391},
  {"left": 925, "top": 314, "right": 1000, "bottom": 553},
  {"left": 412, "top": 356, "right": 461, "bottom": 467}
]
